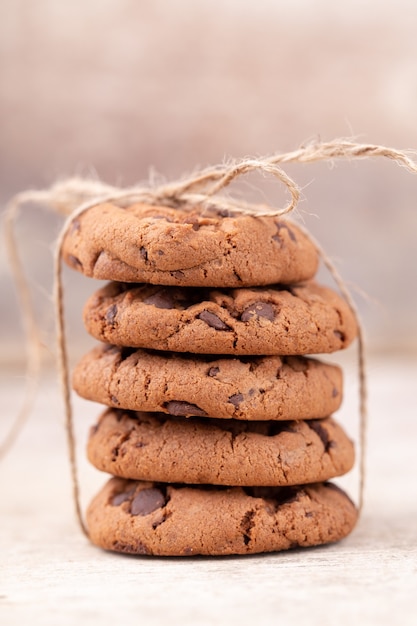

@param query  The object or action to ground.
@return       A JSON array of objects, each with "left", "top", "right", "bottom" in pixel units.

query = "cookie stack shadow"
[{"left": 64, "top": 202, "right": 359, "bottom": 556}]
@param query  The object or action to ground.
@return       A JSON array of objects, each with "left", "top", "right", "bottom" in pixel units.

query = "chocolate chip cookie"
[
  {"left": 62, "top": 202, "right": 318, "bottom": 287},
  {"left": 82, "top": 281, "right": 357, "bottom": 355},
  {"left": 86, "top": 478, "right": 358, "bottom": 556},
  {"left": 88, "top": 408, "right": 354, "bottom": 486},
  {"left": 73, "top": 345, "right": 343, "bottom": 421}
]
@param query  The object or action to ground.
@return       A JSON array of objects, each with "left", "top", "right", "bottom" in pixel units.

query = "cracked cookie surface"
[
  {"left": 73, "top": 345, "right": 343, "bottom": 421},
  {"left": 88, "top": 408, "right": 354, "bottom": 486},
  {"left": 86, "top": 478, "right": 358, "bottom": 556},
  {"left": 62, "top": 202, "right": 318, "bottom": 287},
  {"left": 83, "top": 280, "right": 357, "bottom": 355}
]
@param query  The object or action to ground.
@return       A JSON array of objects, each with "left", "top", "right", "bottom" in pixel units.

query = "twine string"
[
  {"left": 6, "top": 138, "right": 417, "bottom": 536},
  {"left": 298, "top": 226, "right": 368, "bottom": 512},
  {"left": 53, "top": 236, "right": 89, "bottom": 536},
  {"left": 1, "top": 191, "right": 50, "bottom": 460}
]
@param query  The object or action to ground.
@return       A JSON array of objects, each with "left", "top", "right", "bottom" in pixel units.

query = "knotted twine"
[{"left": 4, "top": 139, "right": 417, "bottom": 538}]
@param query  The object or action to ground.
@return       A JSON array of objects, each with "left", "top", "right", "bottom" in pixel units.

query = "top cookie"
[{"left": 61, "top": 203, "right": 318, "bottom": 286}]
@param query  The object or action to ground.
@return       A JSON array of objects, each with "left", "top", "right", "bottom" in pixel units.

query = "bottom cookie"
[{"left": 86, "top": 478, "right": 358, "bottom": 556}]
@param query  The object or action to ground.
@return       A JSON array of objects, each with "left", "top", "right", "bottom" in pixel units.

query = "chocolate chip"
[
  {"left": 309, "top": 421, "right": 332, "bottom": 452},
  {"left": 144, "top": 288, "right": 193, "bottom": 310},
  {"left": 183, "top": 217, "right": 201, "bottom": 231},
  {"left": 112, "top": 493, "right": 130, "bottom": 506},
  {"left": 157, "top": 250, "right": 165, "bottom": 256},
  {"left": 144, "top": 290, "right": 175, "bottom": 309},
  {"left": 284, "top": 225, "right": 297, "bottom": 242},
  {"left": 105, "top": 304, "right": 118, "bottom": 325},
  {"left": 140, "top": 246, "right": 148, "bottom": 261},
  {"left": 207, "top": 366, "right": 220, "bottom": 377},
  {"left": 198, "top": 310, "right": 232, "bottom": 331},
  {"left": 228, "top": 393, "right": 244, "bottom": 407},
  {"left": 111, "top": 445, "right": 120, "bottom": 459},
  {"left": 240, "top": 302, "right": 275, "bottom": 322},
  {"left": 70, "top": 218, "right": 81, "bottom": 234},
  {"left": 334, "top": 330, "right": 345, "bottom": 342},
  {"left": 67, "top": 254, "right": 83, "bottom": 269},
  {"left": 332, "top": 387, "right": 339, "bottom": 398},
  {"left": 273, "top": 221, "right": 297, "bottom": 243},
  {"left": 131, "top": 488, "right": 166, "bottom": 516},
  {"left": 110, "top": 395, "right": 120, "bottom": 405},
  {"left": 111, "top": 487, "right": 136, "bottom": 506},
  {"left": 165, "top": 401, "right": 207, "bottom": 417}
]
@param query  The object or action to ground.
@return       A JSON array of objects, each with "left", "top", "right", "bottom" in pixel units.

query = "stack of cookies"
[{"left": 63, "top": 202, "right": 358, "bottom": 556}]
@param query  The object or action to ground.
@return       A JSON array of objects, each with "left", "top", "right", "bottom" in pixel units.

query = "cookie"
[
  {"left": 73, "top": 345, "right": 343, "bottom": 421},
  {"left": 87, "top": 409, "right": 355, "bottom": 486},
  {"left": 62, "top": 203, "right": 319, "bottom": 287},
  {"left": 86, "top": 478, "right": 358, "bottom": 556},
  {"left": 83, "top": 281, "right": 357, "bottom": 355}
]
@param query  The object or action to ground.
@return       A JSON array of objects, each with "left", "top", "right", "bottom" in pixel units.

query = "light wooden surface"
[{"left": 1, "top": 354, "right": 417, "bottom": 626}]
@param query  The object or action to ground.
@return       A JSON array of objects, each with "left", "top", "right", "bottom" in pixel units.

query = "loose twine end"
[{"left": 5, "top": 138, "right": 417, "bottom": 537}]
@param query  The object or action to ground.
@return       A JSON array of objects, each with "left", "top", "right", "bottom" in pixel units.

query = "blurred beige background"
[{"left": 1, "top": 0, "right": 417, "bottom": 364}]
